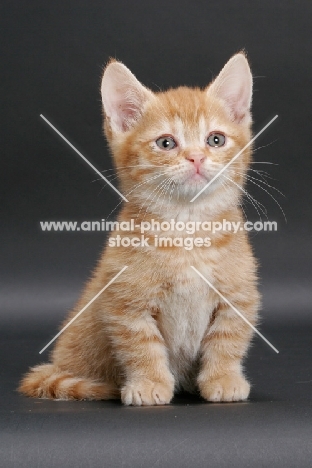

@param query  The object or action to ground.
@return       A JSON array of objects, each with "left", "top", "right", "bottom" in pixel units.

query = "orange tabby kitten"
[{"left": 19, "top": 53, "right": 260, "bottom": 405}]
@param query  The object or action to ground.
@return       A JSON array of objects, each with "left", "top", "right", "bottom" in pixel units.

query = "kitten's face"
[
  {"left": 117, "top": 88, "right": 251, "bottom": 201},
  {"left": 102, "top": 54, "right": 252, "bottom": 207}
]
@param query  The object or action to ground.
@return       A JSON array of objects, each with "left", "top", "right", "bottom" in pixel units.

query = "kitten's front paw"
[
  {"left": 199, "top": 374, "right": 250, "bottom": 402},
  {"left": 121, "top": 378, "right": 174, "bottom": 406}
]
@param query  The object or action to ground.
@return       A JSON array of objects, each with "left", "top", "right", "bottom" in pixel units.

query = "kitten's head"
[{"left": 101, "top": 53, "right": 253, "bottom": 213}]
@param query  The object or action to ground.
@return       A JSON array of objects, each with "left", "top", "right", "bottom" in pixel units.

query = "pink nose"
[{"left": 186, "top": 154, "right": 205, "bottom": 171}]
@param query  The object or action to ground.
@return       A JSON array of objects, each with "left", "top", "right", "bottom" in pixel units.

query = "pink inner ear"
[
  {"left": 105, "top": 85, "right": 146, "bottom": 132},
  {"left": 226, "top": 94, "right": 249, "bottom": 123},
  {"left": 217, "top": 83, "right": 252, "bottom": 124},
  {"left": 117, "top": 104, "right": 140, "bottom": 131}
]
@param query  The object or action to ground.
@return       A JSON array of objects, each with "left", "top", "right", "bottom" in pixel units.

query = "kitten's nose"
[{"left": 186, "top": 153, "right": 206, "bottom": 171}]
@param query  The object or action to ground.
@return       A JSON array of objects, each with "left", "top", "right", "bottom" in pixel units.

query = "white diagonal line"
[
  {"left": 191, "top": 266, "right": 279, "bottom": 353},
  {"left": 40, "top": 114, "right": 129, "bottom": 202},
  {"left": 39, "top": 266, "right": 128, "bottom": 354},
  {"left": 190, "top": 115, "right": 278, "bottom": 202}
]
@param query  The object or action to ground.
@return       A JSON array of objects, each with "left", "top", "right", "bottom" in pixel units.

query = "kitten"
[{"left": 19, "top": 53, "right": 260, "bottom": 405}]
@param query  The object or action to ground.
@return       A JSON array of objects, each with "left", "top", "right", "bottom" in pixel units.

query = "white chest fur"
[{"left": 156, "top": 264, "right": 217, "bottom": 391}]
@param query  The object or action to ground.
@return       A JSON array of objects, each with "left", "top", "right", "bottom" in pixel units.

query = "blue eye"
[
  {"left": 156, "top": 136, "right": 177, "bottom": 150},
  {"left": 207, "top": 133, "right": 226, "bottom": 147}
]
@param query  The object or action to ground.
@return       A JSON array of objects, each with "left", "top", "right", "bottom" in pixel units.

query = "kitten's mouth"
[{"left": 184, "top": 171, "right": 208, "bottom": 184}]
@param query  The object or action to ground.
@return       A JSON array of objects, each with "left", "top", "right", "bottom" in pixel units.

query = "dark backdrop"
[{"left": 1, "top": 1, "right": 312, "bottom": 467}]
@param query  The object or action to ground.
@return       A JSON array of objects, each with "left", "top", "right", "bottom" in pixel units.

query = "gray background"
[{"left": 1, "top": 1, "right": 312, "bottom": 467}]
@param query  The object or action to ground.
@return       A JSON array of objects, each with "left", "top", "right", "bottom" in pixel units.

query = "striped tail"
[{"left": 18, "top": 364, "right": 119, "bottom": 400}]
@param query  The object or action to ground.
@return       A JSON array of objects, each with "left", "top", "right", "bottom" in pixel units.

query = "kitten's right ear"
[{"left": 101, "top": 60, "right": 154, "bottom": 133}]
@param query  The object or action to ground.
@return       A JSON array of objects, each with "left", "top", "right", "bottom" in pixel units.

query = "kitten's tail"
[{"left": 18, "top": 364, "right": 120, "bottom": 400}]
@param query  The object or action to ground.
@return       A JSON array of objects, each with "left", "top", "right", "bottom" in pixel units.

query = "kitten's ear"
[
  {"left": 207, "top": 53, "right": 252, "bottom": 124},
  {"left": 101, "top": 60, "right": 154, "bottom": 132}
]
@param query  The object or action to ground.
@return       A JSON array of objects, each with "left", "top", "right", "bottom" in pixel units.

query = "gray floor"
[{"left": 1, "top": 321, "right": 312, "bottom": 468}]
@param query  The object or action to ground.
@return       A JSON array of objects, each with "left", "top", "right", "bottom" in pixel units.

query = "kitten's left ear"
[
  {"left": 207, "top": 53, "right": 252, "bottom": 124},
  {"left": 101, "top": 60, "right": 154, "bottom": 133}
]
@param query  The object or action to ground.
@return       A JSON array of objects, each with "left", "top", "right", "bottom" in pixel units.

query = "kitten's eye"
[
  {"left": 207, "top": 133, "right": 226, "bottom": 147},
  {"left": 156, "top": 136, "right": 177, "bottom": 150}
]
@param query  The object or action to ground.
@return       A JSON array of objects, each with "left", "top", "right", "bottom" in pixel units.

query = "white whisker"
[{"left": 222, "top": 174, "right": 267, "bottom": 220}]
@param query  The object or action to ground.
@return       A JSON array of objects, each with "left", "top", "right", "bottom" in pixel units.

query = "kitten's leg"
[
  {"left": 198, "top": 298, "right": 258, "bottom": 402},
  {"left": 108, "top": 313, "right": 174, "bottom": 406}
]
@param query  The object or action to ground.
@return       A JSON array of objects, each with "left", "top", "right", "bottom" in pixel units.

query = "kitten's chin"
[
  {"left": 176, "top": 172, "right": 221, "bottom": 200},
  {"left": 187, "top": 173, "right": 207, "bottom": 183}
]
